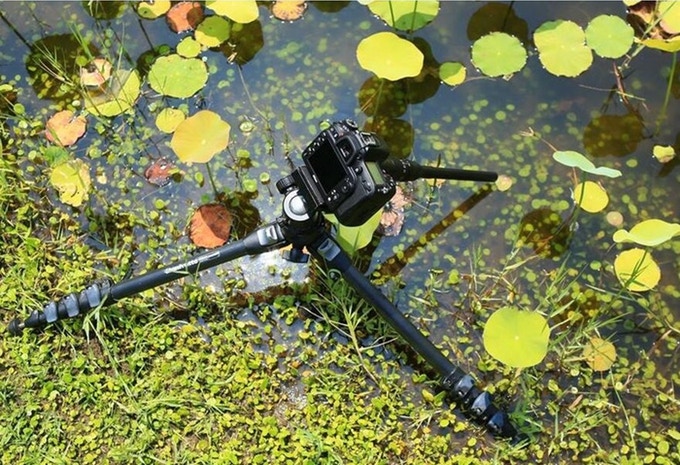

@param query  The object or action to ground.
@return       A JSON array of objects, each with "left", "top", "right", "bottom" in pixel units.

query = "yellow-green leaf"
[
  {"left": 573, "top": 181, "right": 609, "bottom": 213},
  {"left": 483, "top": 307, "right": 550, "bottom": 368},
  {"left": 206, "top": 0, "right": 259, "bottom": 24},
  {"left": 614, "top": 248, "right": 661, "bottom": 292},
  {"left": 50, "top": 159, "right": 91, "bottom": 207},
  {"left": 171, "top": 110, "right": 230, "bottom": 163},
  {"left": 583, "top": 337, "right": 616, "bottom": 371},
  {"left": 613, "top": 219, "right": 680, "bottom": 247},
  {"left": 356, "top": 32, "right": 424, "bottom": 81}
]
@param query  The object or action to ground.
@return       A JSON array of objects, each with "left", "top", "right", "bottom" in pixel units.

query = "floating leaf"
[
  {"left": 378, "top": 186, "right": 411, "bottom": 236},
  {"left": 438, "top": 61, "right": 466, "bottom": 86},
  {"left": 148, "top": 55, "right": 208, "bottom": 99},
  {"left": 583, "top": 337, "right": 616, "bottom": 371},
  {"left": 552, "top": 150, "right": 621, "bottom": 178},
  {"left": 585, "top": 15, "right": 634, "bottom": 59},
  {"left": 367, "top": 0, "right": 439, "bottom": 32},
  {"left": 79, "top": 58, "right": 112, "bottom": 87},
  {"left": 156, "top": 108, "right": 186, "bottom": 133},
  {"left": 652, "top": 144, "right": 676, "bottom": 163},
  {"left": 658, "top": 0, "right": 680, "bottom": 34},
  {"left": 45, "top": 110, "right": 87, "bottom": 147},
  {"left": 614, "top": 248, "right": 661, "bottom": 291},
  {"left": 144, "top": 158, "right": 177, "bottom": 186},
  {"left": 327, "top": 210, "right": 382, "bottom": 254},
  {"left": 177, "top": 37, "right": 202, "bottom": 58},
  {"left": 471, "top": 32, "right": 527, "bottom": 78},
  {"left": 137, "top": 0, "right": 171, "bottom": 19},
  {"left": 613, "top": 219, "right": 680, "bottom": 247},
  {"left": 573, "top": 181, "right": 609, "bottom": 213},
  {"left": 50, "top": 159, "right": 91, "bottom": 207},
  {"left": 271, "top": 1, "right": 307, "bottom": 21},
  {"left": 195, "top": 15, "right": 231, "bottom": 48},
  {"left": 166, "top": 1, "right": 203, "bottom": 33},
  {"left": 534, "top": 20, "right": 593, "bottom": 77},
  {"left": 356, "top": 32, "right": 424, "bottom": 81},
  {"left": 206, "top": 0, "right": 259, "bottom": 23},
  {"left": 171, "top": 110, "right": 230, "bottom": 163},
  {"left": 189, "top": 204, "right": 232, "bottom": 248},
  {"left": 84, "top": 69, "right": 141, "bottom": 117},
  {"left": 483, "top": 307, "right": 550, "bottom": 368}
]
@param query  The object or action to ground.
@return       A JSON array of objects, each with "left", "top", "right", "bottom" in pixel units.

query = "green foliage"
[
  {"left": 148, "top": 55, "right": 208, "bottom": 99},
  {"left": 534, "top": 20, "right": 593, "bottom": 77},
  {"left": 471, "top": 32, "right": 527, "bottom": 78}
]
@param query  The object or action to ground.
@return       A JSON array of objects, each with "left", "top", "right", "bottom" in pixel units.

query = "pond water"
[{"left": 1, "top": 0, "right": 678, "bottom": 462}]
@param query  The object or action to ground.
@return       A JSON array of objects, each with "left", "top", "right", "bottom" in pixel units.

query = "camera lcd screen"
[
  {"left": 365, "top": 162, "right": 385, "bottom": 185},
  {"left": 307, "top": 138, "right": 346, "bottom": 194}
]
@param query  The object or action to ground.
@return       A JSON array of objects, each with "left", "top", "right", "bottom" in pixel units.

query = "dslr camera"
[{"left": 278, "top": 120, "right": 396, "bottom": 226}]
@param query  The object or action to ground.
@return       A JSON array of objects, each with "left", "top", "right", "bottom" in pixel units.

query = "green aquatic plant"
[
  {"left": 147, "top": 54, "right": 208, "bottom": 99},
  {"left": 356, "top": 32, "right": 424, "bottom": 81},
  {"left": 84, "top": 68, "right": 141, "bottom": 117},
  {"left": 552, "top": 150, "right": 622, "bottom": 178},
  {"left": 471, "top": 32, "right": 527, "bottom": 78},
  {"left": 365, "top": 0, "right": 439, "bottom": 32},
  {"left": 170, "top": 110, "right": 231, "bottom": 163},
  {"left": 206, "top": 0, "right": 259, "bottom": 24},
  {"left": 438, "top": 61, "right": 466, "bottom": 86},
  {"left": 482, "top": 306, "right": 550, "bottom": 368},
  {"left": 534, "top": 20, "right": 593, "bottom": 77},
  {"left": 584, "top": 14, "right": 635, "bottom": 59},
  {"left": 613, "top": 219, "right": 680, "bottom": 246},
  {"left": 49, "top": 158, "right": 91, "bottom": 207}
]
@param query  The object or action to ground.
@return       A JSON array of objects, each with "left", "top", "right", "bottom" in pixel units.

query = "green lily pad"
[
  {"left": 148, "top": 55, "right": 208, "bottom": 99},
  {"left": 171, "top": 110, "right": 230, "bottom": 163},
  {"left": 439, "top": 61, "right": 466, "bottom": 86},
  {"left": 206, "top": 0, "right": 259, "bottom": 24},
  {"left": 534, "top": 20, "right": 593, "bottom": 77},
  {"left": 50, "top": 159, "right": 91, "bottom": 207},
  {"left": 84, "top": 69, "right": 141, "bottom": 117},
  {"left": 471, "top": 32, "right": 527, "bottom": 78},
  {"left": 614, "top": 248, "right": 661, "bottom": 292},
  {"left": 553, "top": 150, "right": 622, "bottom": 178},
  {"left": 585, "top": 15, "right": 634, "bottom": 59},
  {"left": 583, "top": 337, "right": 616, "bottom": 371},
  {"left": 367, "top": 0, "right": 439, "bottom": 32},
  {"left": 177, "top": 37, "right": 202, "bottom": 58},
  {"left": 613, "top": 219, "right": 680, "bottom": 247},
  {"left": 136, "top": 0, "right": 170, "bottom": 19},
  {"left": 156, "top": 108, "right": 186, "bottom": 134},
  {"left": 483, "top": 307, "right": 550, "bottom": 368},
  {"left": 573, "top": 181, "right": 609, "bottom": 213},
  {"left": 195, "top": 15, "right": 231, "bottom": 48},
  {"left": 356, "top": 32, "right": 424, "bottom": 81}
]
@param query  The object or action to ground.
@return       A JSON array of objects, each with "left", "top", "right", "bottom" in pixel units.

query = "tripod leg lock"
[{"left": 7, "top": 279, "right": 114, "bottom": 335}]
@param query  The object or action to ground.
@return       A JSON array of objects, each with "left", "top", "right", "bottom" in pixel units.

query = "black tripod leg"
[
  {"left": 310, "top": 233, "right": 524, "bottom": 442},
  {"left": 7, "top": 223, "right": 288, "bottom": 335}
]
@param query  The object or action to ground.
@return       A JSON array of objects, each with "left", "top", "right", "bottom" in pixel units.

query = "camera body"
[{"left": 282, "top": 120, "right": 396, "bottom": 226}]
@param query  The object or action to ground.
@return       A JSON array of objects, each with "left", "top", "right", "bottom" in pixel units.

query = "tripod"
[{"left": 7, "top": 121, "right": 525, "bottom": 444}]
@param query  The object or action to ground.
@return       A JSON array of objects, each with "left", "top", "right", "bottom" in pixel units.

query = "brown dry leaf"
[
  {"left": 79, "top": 58, "right": 113, "bottom": 87},
  {"left": 167, "top": 1, "right": 204, "bottom": 33},
  {"left": 189, "top": 203, "right": 232, "bottom": 248},
  {"left": 271, "top": 1, "right": 307, "bottom": 21},
  {"left": 45, "top": 110, "right": 87, "bottom": 147},
  {"left": 144, "top": 158, "right": 177, "bottom": 186},
  {"left": 378, "top": 186, "right": 411, "bottom": 236}
]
